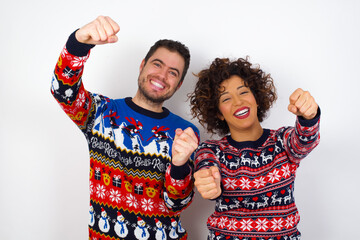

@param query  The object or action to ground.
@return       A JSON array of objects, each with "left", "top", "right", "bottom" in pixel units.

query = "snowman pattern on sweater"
[
  {"left": 134, "top": 217, "right": 150, "bottom": 240},
  {"left": 114, "top": 212, "right": 129, "bottom": 238},
  {"left": 51, "top": 32, "right": 197, "bottom": 240},
  {"left": 98, "top": 208, "right": 110, "bottom": 233}
]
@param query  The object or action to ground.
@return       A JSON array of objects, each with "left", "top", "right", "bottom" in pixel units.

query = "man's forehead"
[{"left": 149, "top": 47, "right": 185, "bottom": 69}]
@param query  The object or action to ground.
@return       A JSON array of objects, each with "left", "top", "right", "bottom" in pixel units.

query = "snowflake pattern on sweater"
[
  {"left": 195, "top": 115, "right": 320, "bottom": 240},
  {"left": 51, "top": 32, "right": 199, "bottom": 240}
]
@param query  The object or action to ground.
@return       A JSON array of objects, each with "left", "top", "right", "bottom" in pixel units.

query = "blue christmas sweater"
[
  {"left": 51, "top": 31, "right": 199, "bottom": 240},
  {"left": 195, "top": 112, "right": 320, "bottom": 240}
]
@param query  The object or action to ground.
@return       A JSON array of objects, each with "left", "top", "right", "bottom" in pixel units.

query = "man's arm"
[
  {"left": 51, "top": 16, "right": 119, "bottom": 129},
  {"left": 163, "top": 127, "right": 199, "bottom": 212}
]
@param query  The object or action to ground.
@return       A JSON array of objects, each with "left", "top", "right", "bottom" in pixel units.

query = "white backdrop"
[{"left": 1, "top": 0, "right": 359, "bottom": 239}]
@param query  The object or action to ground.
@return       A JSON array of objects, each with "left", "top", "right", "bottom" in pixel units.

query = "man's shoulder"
[{"left": 167, "top": 112, "right": 198, "bottom": 131}]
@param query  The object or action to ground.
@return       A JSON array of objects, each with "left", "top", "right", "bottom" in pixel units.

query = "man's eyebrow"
[{"left": 151, "top": 58, "right": 180, "bottom": 76}]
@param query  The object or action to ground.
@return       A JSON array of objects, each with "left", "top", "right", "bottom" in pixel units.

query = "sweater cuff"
[
  {"left": 66, "top": 29, "right": 95, "bottom": 57},
  {"left": 170, "top": 162, "right": 191, "bottom": 180},
  {"left": 298, "top": 107, "right": 321, "bottom": 127}
]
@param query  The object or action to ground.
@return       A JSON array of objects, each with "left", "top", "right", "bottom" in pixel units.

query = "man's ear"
[
  {"left": 139, "top": 59, "right": 145, "bottom": 72},
  {"left": 176, "top": 80, "right": 183, "bottom": 90}
]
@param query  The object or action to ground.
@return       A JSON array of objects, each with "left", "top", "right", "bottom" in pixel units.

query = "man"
[{"left": 51, "top": 16, "right": 199, "bottom": 240}]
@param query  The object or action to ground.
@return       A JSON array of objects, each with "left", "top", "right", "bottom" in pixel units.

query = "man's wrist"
[
  {"left": 66, "top": 29, "right": 95, "bottom": 57},
  {"left": 170, "top": 162, "right": 190, "bottom": 180}
]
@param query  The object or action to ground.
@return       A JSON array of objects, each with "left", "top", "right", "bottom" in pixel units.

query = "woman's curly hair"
[{"left": 189, "top": 57, "right": 277, "bottom": 136}]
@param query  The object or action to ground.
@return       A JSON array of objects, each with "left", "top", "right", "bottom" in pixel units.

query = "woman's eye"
[{"left": 240, "top": 91, "right": 248, "bottom": 95}]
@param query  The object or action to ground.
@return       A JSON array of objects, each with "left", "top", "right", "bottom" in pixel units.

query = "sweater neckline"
[
  {"left": 226, "top": 128, "right": 270, "bottom": 149},
  {"left": 125, "top": 97, "right": 170, "bottom": 119}
]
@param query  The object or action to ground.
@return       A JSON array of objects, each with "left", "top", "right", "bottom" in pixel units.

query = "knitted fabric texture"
[
  {"left": 51, "top": 33, "right": 199, "bottom": 240},
  {"left": 195, "top": 115, "right": 320, "bottom": 240}
]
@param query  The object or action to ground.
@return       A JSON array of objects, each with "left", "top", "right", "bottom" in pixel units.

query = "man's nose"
[{"left": 157, "top": 67, "right": 167, "bottom": 80}]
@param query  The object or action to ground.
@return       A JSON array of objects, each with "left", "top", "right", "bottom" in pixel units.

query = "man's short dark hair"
[{"left": 144, "top": 39, "right": 190, "bottom": 84}]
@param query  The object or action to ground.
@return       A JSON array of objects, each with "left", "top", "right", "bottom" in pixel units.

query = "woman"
[{"left": 189, "top": 57, "right": 320, "bottom": 240}]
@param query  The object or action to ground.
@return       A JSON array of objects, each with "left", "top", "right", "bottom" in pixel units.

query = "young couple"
[{"left": 51, "top": 16, "right": 320, "bottom": 240}]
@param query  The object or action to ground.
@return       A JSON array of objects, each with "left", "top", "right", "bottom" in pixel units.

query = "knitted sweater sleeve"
[
  {"left": 194, "top": 142, "right": 221, "bottom": 172},
  {"left": 282, "top": 108, "right": 321, "bottom": 164},
  {"left": 50, "top": 30, "right": 95, "bottom": 131},
  {"left": 162, "top": 127, "right": 200, "bottom": 213}
]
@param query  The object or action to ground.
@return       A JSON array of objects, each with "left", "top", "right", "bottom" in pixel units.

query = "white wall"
[{"left": 1, "top": 0, "right": 359, "bottom": 239}]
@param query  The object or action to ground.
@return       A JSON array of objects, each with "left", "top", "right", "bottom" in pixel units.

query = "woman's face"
[{"left": 218, "top": 75, "right": 261, "bottom": 138}]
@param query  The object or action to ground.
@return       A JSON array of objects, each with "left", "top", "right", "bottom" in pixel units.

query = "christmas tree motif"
[
  {"left": 133, "top": 141, "right": 140, "bottom": 152},
  {"left": 158, "top": 137, "right": 172, "bottom": 158},
  {"left": 146, "top": 126, "right": 172, "bottom": 157},
  {"left": 162, "top": 145, "right": 169, "bottom": 155}
]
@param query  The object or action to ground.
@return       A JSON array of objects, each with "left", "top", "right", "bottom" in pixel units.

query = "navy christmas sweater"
[
  {"left": 195, "top": 112, "right": 320, "bottom": 240},
  {"left": 51, "top": 31, "right": 199, "bottom": 240}
]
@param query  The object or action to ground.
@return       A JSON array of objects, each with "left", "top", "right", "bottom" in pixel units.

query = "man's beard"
[{"left": 137, "top": 77, "right": 175, "bottom": 104}]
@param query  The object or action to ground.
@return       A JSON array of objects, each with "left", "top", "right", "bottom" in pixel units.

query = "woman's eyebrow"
[
  {"left": 219, "top": 85, "right": 246, "bottom": 97},
  {"left": 219, "top": 91, "right": 229, "bottom": 97}
]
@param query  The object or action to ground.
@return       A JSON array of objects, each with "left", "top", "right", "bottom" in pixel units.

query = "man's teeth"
[
  {"left": 151, "top": 80, "right": 164, "bottom": 89},
  {"left": 235, "top": 109, "right": 248, "bottom": 116}
]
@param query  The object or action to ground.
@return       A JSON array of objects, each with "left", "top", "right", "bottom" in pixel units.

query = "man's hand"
[
  {"left": 75, "top": 16, "right": 120, "bottom": 45},
  {"left": 171, "top": 127, "right": 198, "bottom": 166},
  {"left": 194, "top": 166, "right": 222, "bottom": 199},
  {"left": 288, "top": 88, "right": 318, "bottom": 120}
]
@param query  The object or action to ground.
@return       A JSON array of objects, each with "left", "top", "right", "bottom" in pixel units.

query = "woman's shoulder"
[{"left": 199, "top": 136, "right": 229, "bottom": 148}]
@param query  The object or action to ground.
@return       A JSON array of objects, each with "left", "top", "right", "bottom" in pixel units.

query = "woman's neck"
[{"left": 230, "top": 123, "right": 263, "bottom": 142}]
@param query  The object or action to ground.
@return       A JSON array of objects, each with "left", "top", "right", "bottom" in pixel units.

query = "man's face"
[{"left": 137, "top": 47, "right": 185, "bottom": 103}]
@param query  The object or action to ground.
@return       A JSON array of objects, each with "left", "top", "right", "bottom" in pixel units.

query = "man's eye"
[
  {"left": 154, "top": 63, "right": 161, "bottom": 67},
  {"left": 169, "top": 71, "right": 177, "bottom": 77}
]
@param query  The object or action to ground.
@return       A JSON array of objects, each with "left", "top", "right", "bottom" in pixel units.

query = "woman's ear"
[{"left": 217, "top": 113, "right": 224, "bottom": 121}]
